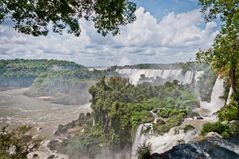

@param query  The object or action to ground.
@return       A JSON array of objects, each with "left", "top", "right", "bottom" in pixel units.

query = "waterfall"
[
  {"left": 226, "top": 87, "right": 233, "bottom": 105},
  {"left": 116, "top": 69, "right": 197, "bottom": 85},
  {"left": 132, "top": 126, "right": 196, "bottom": 156},
  {"left": 131, "top": 124, "right": 144, "bottom": 158},
  {"left": 200, "top": 77, "right": 225, "bottom": 114}
]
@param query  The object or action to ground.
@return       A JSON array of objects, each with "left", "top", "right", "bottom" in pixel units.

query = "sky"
[{"left": 0, "top": 0, "right": 218, "bottom": 66}]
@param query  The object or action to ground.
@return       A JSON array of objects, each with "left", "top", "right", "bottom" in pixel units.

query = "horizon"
[{"left": 0, "top": 58, "right": 198, "bottom": 67}]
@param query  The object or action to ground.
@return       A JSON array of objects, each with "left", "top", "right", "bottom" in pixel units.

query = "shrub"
[
  {"left": 201, "top": 122, "right": 230, "bottom": 136},
  {"left": 222, "top": 131, "right": 230, "bottom": 139},
  {"left": 137, "top": 142, "right": 152, "bottom": 159},
  {"left": 201, "top": 121, "right": 239, "bottom": 139},
  {"left": 218, "top": 99, "right": 239, "bottom": 121},
  {"left": 184, "top": 124, "right": 195, "bottom": 133}
]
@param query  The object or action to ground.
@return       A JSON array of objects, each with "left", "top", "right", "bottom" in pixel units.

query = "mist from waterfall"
[
  {"left": 200, "top": 77, "right": 225, "bottom": 114},
  {"left": 116, "top": 69, "right": 197, "bottom": 85}
]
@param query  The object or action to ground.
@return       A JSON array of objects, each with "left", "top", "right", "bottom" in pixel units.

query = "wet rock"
[
  {"left": 47, "top": 155, "right": 55, "bottom": 159},
  {"left": 229, "top": 120, "right": 239, "bottom": 124},
  {"left": 79, "top": 113, "right": 85, "bottom": 120},
  {"left": 196, "top": 116, "right": 204, "bottom": 120},
  {"left": 206, "top": 132, "right": 222, "bottom": 138},
  {"left": 33, "top": 154, "right": 39, "bottom": 158},
  {"left": 155, "top": 118, "right": 165, "bottom": 125},
  {"left": 177, "top": 139, "right": 185, "bottom": 144},
  {"left": 150, "top": 144, "right": 207, "bottom": 159}
]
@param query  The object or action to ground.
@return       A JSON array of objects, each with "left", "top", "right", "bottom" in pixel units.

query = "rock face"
[
  {"left": 150, "top": 144, "right": 207, "bottom": 159},
  {"left": 151, "top": 136, "right": 239, "bottom": 159}
]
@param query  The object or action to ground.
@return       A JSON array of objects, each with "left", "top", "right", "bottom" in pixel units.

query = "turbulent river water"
[{"left": 0, "top": 88, "right": 92, "bottom": 139}]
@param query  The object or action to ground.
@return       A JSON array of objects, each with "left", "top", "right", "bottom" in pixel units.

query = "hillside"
[
  {"left": 0, "top": 59, "right": 109, "bottom": 105},
  {"left": 0, "top": 59, "right": 85, "bottom": 87}
]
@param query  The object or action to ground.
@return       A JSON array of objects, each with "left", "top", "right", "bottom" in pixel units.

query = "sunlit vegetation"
[
  {"left": 201, "top": 121, "right": 239, "bottom": 139},
  {"left": 218, "top": 98, "right": 239, "bottom": 122},
  {"left": 184, "top": 124, "right": 196, "bottom": 133},
  {"left": 50, "top": 76, "right": 199, "bottom": 158},
  {"left": 201, "top": 94, "right": 239, "bottom": 139}
]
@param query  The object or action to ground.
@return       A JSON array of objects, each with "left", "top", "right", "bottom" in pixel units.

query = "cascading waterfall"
[
  {"left": 131, "top": 124, "right": 144, "bottom": 159},
  {"left": 226, "top": 87, "right": 233, "bottom": 105},
  {"left": 131, "top": 125, "right": 197, "bottom": 158},
  {"left": 200, "top": 77, "right": 225, "bottom": 114},
  {"left": 116, "top": 69, "right": 197, "bottom": 85},
  {"left": 126, "top": 69, "right": 231, "bottom": 159}
]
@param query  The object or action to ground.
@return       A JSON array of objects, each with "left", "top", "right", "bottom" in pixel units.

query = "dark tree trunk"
[
  {"left": 230, "top": 67, "right": 237, "bottom": 94},
  {"left": 230, "top": 67, "right": 239, "bottom": 118}
]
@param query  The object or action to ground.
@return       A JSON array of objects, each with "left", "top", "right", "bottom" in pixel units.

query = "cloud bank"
[{"left": 0, "top": 7, "right": 218, "bottom": 66}]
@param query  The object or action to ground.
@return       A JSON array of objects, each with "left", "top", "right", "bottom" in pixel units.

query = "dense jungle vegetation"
[{"left": 50, "top": 76, "right": 199, "bottom": 158}]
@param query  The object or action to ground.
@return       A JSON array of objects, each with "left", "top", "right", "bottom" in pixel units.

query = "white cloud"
[
  {"left": 0, "top": 7, "right": 218, "bottom": 66},
  {"left": 118, "top": 56, "right": 131, "bottom": 66}
]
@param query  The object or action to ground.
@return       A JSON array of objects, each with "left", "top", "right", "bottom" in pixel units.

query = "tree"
[
  {"left": 198, "top": 0, "right": 239, "bottom": 30},
  {"left": 197, "top": 1, "right": 239, "bottom": 118},
  {"left": 197, "top": 27, "right": 239, "bottom": 94},
  {"left": 0, "top": 0, "right": 136, "bottom": 37},
  {"left": 197, "top": 0, "right": 239, "bottom": 94}
]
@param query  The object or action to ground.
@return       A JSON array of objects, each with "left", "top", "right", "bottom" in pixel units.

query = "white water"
[
  {"left": 125, "top": 69, "right": 229, "bottom": 158},
  {"left": 116, "top": 69, "right": 196, "bottom": 85},
  {"left": 131, "top": 124, "right": 144, "bottom": 158},
  {"left": 131, "top": 125, "right": 197, "bottom": 158},
  {"left": 226, "top": 87, "right": 233, "bottom": 105},
  {"left": 200, "top": 77, "right": 225, "bottom": 114}
]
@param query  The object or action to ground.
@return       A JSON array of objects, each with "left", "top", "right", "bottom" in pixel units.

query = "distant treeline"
[
  {"left": 0, "top": 59, "right": 85, "bottom": 87},
  {"left": 108, "top": 62, "right": 208, "bottom": 72}
]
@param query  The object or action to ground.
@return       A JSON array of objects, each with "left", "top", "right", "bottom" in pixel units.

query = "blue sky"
[
  {"left": 0, "top": 1, "right": 218, "bottom": 66},
  {"left": 132, "top": 0, "right": 199, "bottom": 20}
]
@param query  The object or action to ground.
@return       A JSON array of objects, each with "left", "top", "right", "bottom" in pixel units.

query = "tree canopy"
[
  {"left": 198, "top": 0, "right": 239, "bottom": 30},
  {"left": 197, "top": 0, "right": 239, "bottom": 94},
  {"left": 0, "top": 0, "right": 136, "bottom": 36}
]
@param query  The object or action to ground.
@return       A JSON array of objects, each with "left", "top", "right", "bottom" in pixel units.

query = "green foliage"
[
  {"left": 198, "top": 0, "right": 239, "bottom": 30},
  {"left": 198, "top": 0, "right": 239, "bottom": 95},
  {"left": 201, "top": 121, "right": 239, "bottom": 139},
  {"left": 0, "top": 59, "right": 110, "bottom": 105},
  {"left": 201, "top": 122, "right": 230, "bottom": 137},
  {"left": 89, "top": 76, "right": 198, "bottom": 145},
  {"left": 52, "top": 76, "right": 198, "bottom": 158},
  {"left": 0, "top": 125, "right": 41, "bottom": 159},
  {"left": 183, "top": 124, "right": 195, "bottom": 133},
  {"left": 155, "top": 111, "right": 187, "bottom": 134},
  {"left": 0, "top": 0, "right": 136, "bottom": 37},
  {"left": 218, "top": 98, "right": 239, "bottom": 121},
  {"left": 137, "top": 142, "right": 152, "bottom": 159},
  {"left": 108, "top": 62, "right": 207, "bottom": 71},
  {"left": 0, "top": 59, "right": 84, "bottom": 88}
]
